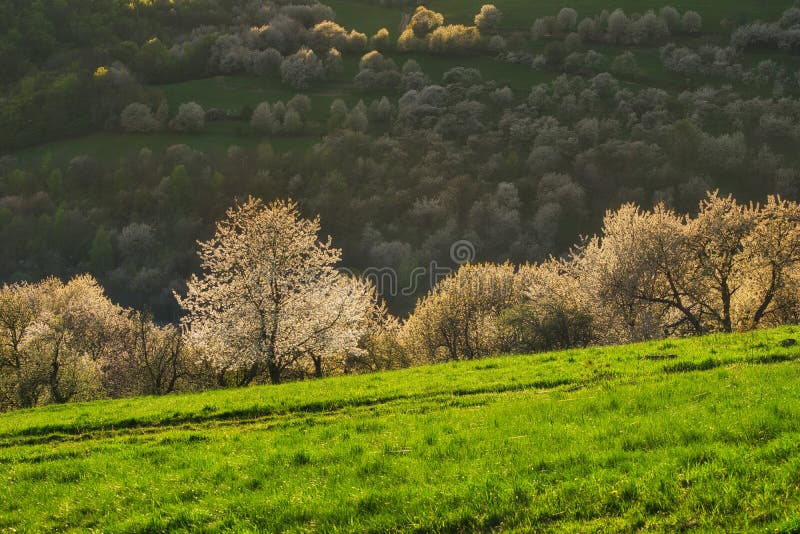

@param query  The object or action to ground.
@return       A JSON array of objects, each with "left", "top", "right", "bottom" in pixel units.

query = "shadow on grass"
[
  {"left": 0, "top": 378, "right": 576, "bottom": 444},
  {"left": 663, "top": 359, "right": 723, "bottom": 374}
]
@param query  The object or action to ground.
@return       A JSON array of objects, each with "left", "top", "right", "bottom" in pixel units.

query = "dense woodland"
[{"left": 3, "top": 0, "right": 800, "bottom": 409}]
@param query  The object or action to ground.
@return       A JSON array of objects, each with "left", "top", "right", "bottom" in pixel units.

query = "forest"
[{"left": 3, "top": 0, "right": 800, "bottom": 408}]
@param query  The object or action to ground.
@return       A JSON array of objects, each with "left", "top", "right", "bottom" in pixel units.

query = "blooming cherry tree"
[{"left": 177, "top": 197, "right": 375, "bottom": 384}]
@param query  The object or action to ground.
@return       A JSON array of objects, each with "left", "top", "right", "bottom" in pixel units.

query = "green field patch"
[
  {"left": 11, "top": 124, "right": 319, "bottom": 168},
  {"left": 2, "top": 326, "right": 800, "bottom": 531}
]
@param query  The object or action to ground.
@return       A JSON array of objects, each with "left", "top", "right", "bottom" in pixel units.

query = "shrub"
[
  {"left": 475, "top": 5, "right": 503, "bottom": 32},
  {"left": 659, "top": 6, "right": 681, "bottom": 31},
  {"left": 611, "top": 51, "right": 640, "bottom": 78},
  {"left": 557, "top": 8, "right": 578, "bottom": 32},
  {"left": 409, "top": 6, "right": 444, "bottom": 38},
  {"left": 345, "top": 30, "right": 368, "bottom": 52},
  {"left": 629, "top": 10, "right": 669, "bottom": 44},
  {"left": 531, "top": 17, "right": 557, "bottom": 40},
  {"left": 120, "top": 103, "right": 160, "bottom": 133},
  {"left": 170, "top": 102, "right": 205, "bottom": 132},
  {"left": 324, "top": 48, "right": 343, "bottom": 78},
  {"left": 565, "top": 32, "right": 582, "bottom": 53},
  {"left": 488, "top": 34, "right": 507, "bottom": 52},
  {"left": 310, "top": 21, "right": 348, "bottom": 50},
  {"left": 428, "top": 25, "right": 482, "bottom": 55},
  {"left": 682, "top": 10, "right": 702, "bottom": 33},
  {"left": 280, "top": 47, "right": 325, "bottom": 89},
  {"left": 502, "top": 260, "right": 594, "bottom": 353},
  {"left": 370, "top": 28, "right": 392, "bottom": 51},
  {"left": 577, "top": 18, "right": 596, "bottom": 41},
  {"left": 608, "top": 9, "right": 629, "bottom": 43},
  {"left": 355, "top": 51, "right": 401, "bottom": 90},
  {"left": 251, "top": 102, "right": 277, "bottom": 134}
]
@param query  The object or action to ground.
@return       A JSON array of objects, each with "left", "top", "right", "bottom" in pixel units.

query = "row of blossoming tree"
[
  {"left": 403, "top": 193, "right": 800, "bottom": 361},
  {"left": 2, "top": 191, "right": 800, "bottom": 409}
]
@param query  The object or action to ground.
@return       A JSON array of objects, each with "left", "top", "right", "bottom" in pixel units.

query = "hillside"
[
  {"left": 6, "top": 0, "right": 800, "bottom": 321},
  {"left": 2, "top": 326, "right": 800, "bottom": 532},
  {"left": 9, "top": 0, "right": 797, "bottom": 165}
]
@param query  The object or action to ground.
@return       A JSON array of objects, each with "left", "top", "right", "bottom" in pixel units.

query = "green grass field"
[
  {"left": 12, "top": 123, "right": 319, "bottom": 168},
  {"left": 2, "top": 326, "right": 800, "bottom": 532}
]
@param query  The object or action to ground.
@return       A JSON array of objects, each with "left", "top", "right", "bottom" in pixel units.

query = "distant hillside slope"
[
  {"left": 325, "top": 0, "right": 792, "bottom": 35},
  {"left": 2, "top": 326, "right": 800, "bottom": 532}
]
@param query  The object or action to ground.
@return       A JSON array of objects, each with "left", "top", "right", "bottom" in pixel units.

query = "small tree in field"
[
  {"left": 501, "top": 260, "right": 594, "bottom": 353},
  {"left": 682, "top": 11, "right": 702, "bottom": 33},
  {"left": 170, "top": 102, "right": 205, "bottom": 132},
  {"left": 0, "top": 276, "right": 122, "bottom": 409},
  {"left": 402, "top": 262, "right": 524, "bottom": 362},
  {"left": 475, "top": 5, "right": 503, "bottom": 32},
  {"left": 370, "top": 28, "right": 392, "bottom": 51},
  {"left": 557, "top": 7, "right": 578, "bottom": 32},
  {"left": 251, "top": 102, "right": 277, "bottom": 134},
  {"left": 612, "top": 51, "right": 640, "bottom": 78},
  {"left": 120, "top": 103, "right": 160, "bottom": 132},
  {"left": 324, "top": 47, "right": 344, "bottom": 77},
  {"left": 310, "top": 21, "right": 348, "bottom": 50},
  {"left": 607, "top": 9, "right": 629, "bottom": 43},
  {"left": 103, "top": 311, "right": 185, "bottom": 397},
  {"left": 177, "top": 198, "right": 376, "bottom": 385},
  {"left": 280, "top": 47, "right": 325, "bottom": 89},
  {"left": 409, "top": 6, "right": 444, "bottom": 38},
  {"left": 0, "top": 282, "right": 43, "bottom": 408},
  {"left": 659, "top": 6, "right": 681, "bottom": 31}
]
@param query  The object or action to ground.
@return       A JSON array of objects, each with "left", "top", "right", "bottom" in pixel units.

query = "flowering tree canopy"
[{"left": 177, "top": 197, "right": 376, "bottom": 384}]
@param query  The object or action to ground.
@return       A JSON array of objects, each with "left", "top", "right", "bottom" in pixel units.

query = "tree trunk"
[
  {"left": 49, "top": 351, "right": 65, "bottom": 404},
  {"left": 720, "top": 281, "right": 732, "bottom": 333},
  {"left": 166, "top": 355, "right": 179, "bottom": 394},
  {"left": 751, "top": 266, "right": 779, "bottom": 329},
  {"left": 240, "top": 361, "right": 261, "bottom": 387},
  {"left": 16, "top": 377, "right": 36, "bottom": 408},
  {"left": 216, "top": 368, "right": 228, "bottom": 387},
  {"left": 311, "top": 355, "right": 323, "bottom": 378},
  {"left": 267, "top": 361, "right": 282, "bottom": 385}
]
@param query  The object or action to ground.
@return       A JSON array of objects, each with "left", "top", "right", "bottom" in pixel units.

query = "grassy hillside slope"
[{"left": 2, "top": 327, "right": 800, "bottom": 532}]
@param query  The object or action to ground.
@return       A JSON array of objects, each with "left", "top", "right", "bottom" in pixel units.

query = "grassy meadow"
[{"left": 2, "top": 326, "right": 800, "bottom": 532}]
